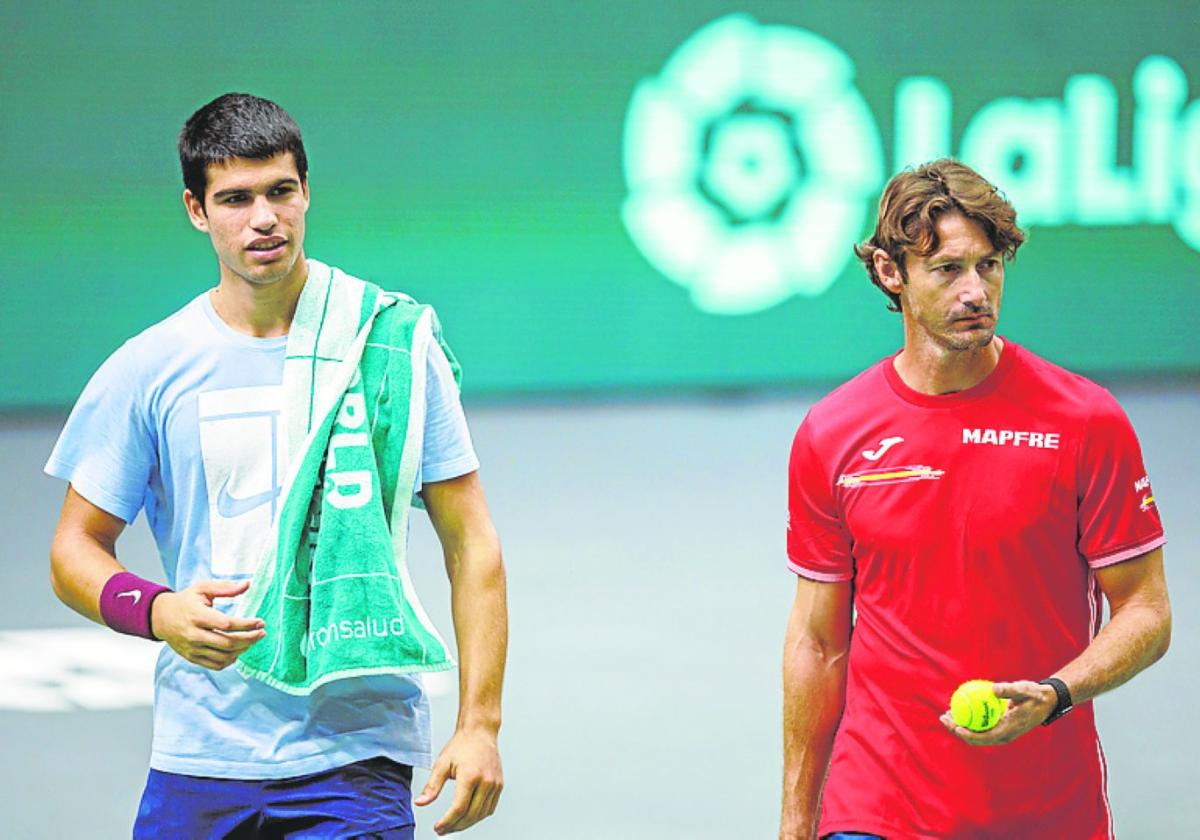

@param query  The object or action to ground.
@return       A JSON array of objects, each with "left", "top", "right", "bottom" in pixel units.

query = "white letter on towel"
[
  {"left": 337, "top": 393, "right": 367, "bottom": 430},
  {"left": 326, "top": 471, "right": 373, "bottom": 509}
]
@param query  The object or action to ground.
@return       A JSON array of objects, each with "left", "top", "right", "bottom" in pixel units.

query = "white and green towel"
[{"left": 236, "top": 259, "right": 456, "bottom": 694}]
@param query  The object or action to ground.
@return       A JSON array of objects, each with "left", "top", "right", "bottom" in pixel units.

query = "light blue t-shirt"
[{"left": 45, "top": 279, "right": 478, "bottom": 779}]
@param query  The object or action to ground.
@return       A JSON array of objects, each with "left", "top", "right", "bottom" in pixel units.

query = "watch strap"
[{"left": 1038, "top": 677, "right": 1073, "bottom": 725}]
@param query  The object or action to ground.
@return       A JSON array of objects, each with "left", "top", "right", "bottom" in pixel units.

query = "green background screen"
[{"left": 3, "top": 1, "right": 1197, "bottom": 408}]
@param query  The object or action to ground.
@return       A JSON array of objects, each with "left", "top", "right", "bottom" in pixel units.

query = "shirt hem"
[
  {"left": 1087, "top": 534, "right": 1166, "bottom": 568},
  {"left": 422, "top": 454, "right": 480, "bottom": 484},
  {"left": 149, "top": 746, "right": 434, "bottom": 780},
  {"left": 787, "top": 557, "right": 853, "bottom": 582},
  {"left": 820, "top": 818, "right": 912, "bottom": 839},
  {"left": 44, "top": 457, "right": 141, "bottom": 524}
]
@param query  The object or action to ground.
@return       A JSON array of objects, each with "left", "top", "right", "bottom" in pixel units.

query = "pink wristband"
[{"left": 99, "top": 572, "right": 172, "bottom": 640}]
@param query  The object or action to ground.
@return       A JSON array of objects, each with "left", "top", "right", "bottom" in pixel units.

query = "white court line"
[
  {"left": 0, "top": 627, "right": 455, "bottom": 713},
  {"left": 0, "top": 628, "right": 158, "bottom": 712}
]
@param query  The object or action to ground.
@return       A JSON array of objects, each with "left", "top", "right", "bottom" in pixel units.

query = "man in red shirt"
[{"left": 780, "top": 159, "right": 1171, "bottom": 839}]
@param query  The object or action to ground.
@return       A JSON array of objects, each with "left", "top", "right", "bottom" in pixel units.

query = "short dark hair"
[
  {"left": 178, "top": 93, "right": 307, "bottom": 207},
  {"left": 854, "top": 159, "right": 1026, "bottom": 312}
]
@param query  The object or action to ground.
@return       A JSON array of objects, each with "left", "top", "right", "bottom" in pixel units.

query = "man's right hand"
[{"left": 150, "top": 579, "right": 266, "bottom": 670}]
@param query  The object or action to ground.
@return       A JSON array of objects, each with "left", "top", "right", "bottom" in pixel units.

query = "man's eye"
[
  {"left": 223, "top": 195, "right": 246, "bottom": 204},
  {"left": 271, "top": 186, "right": 292, "bottom": 196}
]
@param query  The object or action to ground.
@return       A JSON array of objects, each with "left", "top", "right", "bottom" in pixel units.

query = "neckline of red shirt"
[{"left": 882, "top": 336, "right": 1020, "bottom": 409}]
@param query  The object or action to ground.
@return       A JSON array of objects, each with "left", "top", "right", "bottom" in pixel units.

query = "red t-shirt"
[{"left": 787, "top": 340, "right": 1165, "bottom": 839}]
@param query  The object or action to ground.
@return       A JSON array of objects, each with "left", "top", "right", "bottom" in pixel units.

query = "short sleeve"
[
  {"left": 1076, "top": 390, "right": 1166, "bottom": 568},
  {"left": 43, "top": 344, "right": 156, "bottom": 524},
  {"left": 417, "top": 340, "right": 479, "bottom": 490},
  {"left": 787, "top": 418, "right": 854, "bottom": 581}
]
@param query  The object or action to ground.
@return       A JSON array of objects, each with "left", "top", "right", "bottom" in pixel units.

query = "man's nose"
[
  {"left": 958, "top": 269, "right": 987, "bottom": 307},
  {"left": 250, "top": 195, "right": 278, "bottom": 231}
]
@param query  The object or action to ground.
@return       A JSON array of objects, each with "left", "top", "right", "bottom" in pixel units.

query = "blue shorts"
[{"left": 133, "top": 756, "right": 414, "bottom": 839}]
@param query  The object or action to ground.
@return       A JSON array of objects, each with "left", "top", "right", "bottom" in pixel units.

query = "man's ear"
[
  {"left": 873, "top": 248, "right": 905, "bottom": 295},
  {"left": 183, "top": 189, "right": 209, "bottom": 233}
]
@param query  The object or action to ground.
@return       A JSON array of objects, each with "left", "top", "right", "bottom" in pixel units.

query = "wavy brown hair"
[{"left": 854, "top": 159, "right": 1026, "bottom": 312}]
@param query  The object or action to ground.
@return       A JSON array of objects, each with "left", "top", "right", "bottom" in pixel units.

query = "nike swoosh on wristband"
[
  {"left": 116, "top": 589, "right": 142, "bottom": 605},
  {"left": 216, "top": 478, "right": 281, "bottom": 518}
]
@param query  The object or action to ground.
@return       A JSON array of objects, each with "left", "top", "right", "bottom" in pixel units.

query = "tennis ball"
[{"left": 950, "top": 680, "right": 1009, "bottom": 732}]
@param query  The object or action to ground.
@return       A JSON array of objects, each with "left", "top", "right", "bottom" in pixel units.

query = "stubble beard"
[{"left": 938, "top": 324, "right": 996, "bottom": 352}]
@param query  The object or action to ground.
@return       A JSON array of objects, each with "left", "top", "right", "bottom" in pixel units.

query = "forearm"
[
  {"left": 446, "top": 530, "right": 508, "bottom": 735},
  {"left": 1053, "top": 598, "right": 1170, "bottom": 706},
  {"left": 781, "top": 634, "right": 848, "bottom": 838},
  {"left": 49, "top": 530, "right": 124, "bottom": 624}
]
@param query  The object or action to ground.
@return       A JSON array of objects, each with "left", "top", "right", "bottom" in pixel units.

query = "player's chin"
[
  {"left": 240, "top": 260, "right": 295, "bottom": 286},
  {"left": 944, "top": 324, "right": 995, "bottom": 349}
]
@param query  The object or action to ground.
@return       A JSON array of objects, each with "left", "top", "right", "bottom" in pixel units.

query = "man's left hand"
[
  {"left": 939, "top": 680, "right": 1057, "bottom": 746},
  {"left": 415, "top": 728, "right": 504, "bottom": 835}
]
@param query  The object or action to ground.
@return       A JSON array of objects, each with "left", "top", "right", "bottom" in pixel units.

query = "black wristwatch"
[{"left": 1038, "top": 677, "right": 1073, "bottom": 726}]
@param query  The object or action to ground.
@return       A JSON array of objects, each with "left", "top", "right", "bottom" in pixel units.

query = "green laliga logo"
[
  {"left": 623, "top": 14, "right": 1200, "bottom": 315},
  {"left": 621, "top": 14, "right": 883, "bottom": 314}
]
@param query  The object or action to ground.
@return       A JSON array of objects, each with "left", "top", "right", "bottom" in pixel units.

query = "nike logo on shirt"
[
  {"left": 862, "top": 436, "right": 904, "bottom": 461},
  {"left": 216, "top": 479, "right": 281, "bottom": 519}
]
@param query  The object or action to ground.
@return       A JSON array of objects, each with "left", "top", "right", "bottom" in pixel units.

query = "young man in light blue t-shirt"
[{"left": 46, "top": 93, "right": 508, "bottom": 838}]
